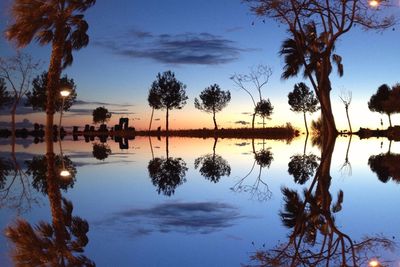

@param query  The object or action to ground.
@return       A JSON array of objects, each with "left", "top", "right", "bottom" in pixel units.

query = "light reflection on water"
[{"left": 0, "top": 135, "right": 399, "bottom": 266}]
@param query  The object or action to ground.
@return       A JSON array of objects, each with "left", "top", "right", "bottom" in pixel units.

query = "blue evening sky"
[{"left": 0, "top": 0, "right": 400, "bottom": 130}]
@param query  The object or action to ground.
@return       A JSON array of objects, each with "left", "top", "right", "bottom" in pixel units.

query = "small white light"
[
  {"left": 368, "top": 259, "right": 380, "bottom": 267},
  {"left": 60, "top": 90, "right": 71, "bottom": 97},
  {"left": 60, "top": 170, "right": 71, "bottom": 177},
  {"left": 369, "top": 0, "right": 380, "bottom": 7}
]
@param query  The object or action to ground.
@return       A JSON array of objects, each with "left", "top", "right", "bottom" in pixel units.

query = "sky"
[{"left": 0, "top": 0, "right": 400, "bottom": 131}]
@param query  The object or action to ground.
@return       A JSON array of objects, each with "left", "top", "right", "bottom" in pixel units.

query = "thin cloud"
[
  {"left": 96, "top": 201, "right": 246, "bottom": 236},
  {"left": 95, "top": 30, "right": 249, "bottom": 65},
  {"left": 234, "top": 120, "right": 250, "bottom": 125}
]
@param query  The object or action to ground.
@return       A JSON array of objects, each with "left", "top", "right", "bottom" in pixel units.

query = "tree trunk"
[
  {"left": 11, "top": 102, "right": 17, "bottom": 140},
  {"left": 148, "top": 107, "right": 154, "bottom": 132},
  {"left": 303, "top": 111, "right": 309, "bottom": 135},
  {"left": 166, "top": 108, "right": 169, "bottom": 135},
  {"left": 345, "top": 107, "right": 352, "bottom": 133},
  {"left": 318, "top": 80, "right": 338, "bottom": 140},
  {"left": 252, "top": 112, "right": 256, "bottom": 130},
  {"left": 213, "top": 110, "right": 218, "bottom": 130},
  {"left": 46, "top": 28, "right": 65, "bottom": 159},
  {"left": 166, "top": 135, "right": 169, "bottom": 158},
  {"left": 388, "top": 113, "right": 392, "bottom": 127}
]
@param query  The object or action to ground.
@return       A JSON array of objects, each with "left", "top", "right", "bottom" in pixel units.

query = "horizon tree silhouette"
[
  {"left": 0, "top": 53, "right": 40, "bottom": 139},
  {"left": 92, "top": 142, "right": 111, "bottom": 161},
  {"left": 194, "top": 84, "right": 231, "bottom": 130},
  {"left": 194, "top": 137, "right": 231, "bottom": 183},
  {"left": 288, "top": 82, "right": 319, "bottom": 135},
  {"left": 244, "top": 0, "right": 395, "bottom": 140},
  {"left": 148, "top": 136, "right": 188, "bottom": 196},
  {"left": 26, "top": 71, "right": 77, "bottom": 112},
  {"left": 368, "top": 84, "right": 400, "bottom": 127},
  {"left": 92, "top": 106, "right": 111, "bottom": 125},
  {"left": 148, "top": 71, "right": 188, "bottom": 134},
  {"left": 5, "top": 0, "right": 96, "bottom": 162},
  {"left": 339, "top": 90, "right": 353, "bottom": 133},
  {"left": 368, "top": 142, "right": 400, "bottom": 184},
  {"left": 231, "top": 65, "right": 273, "bottom": 130},
  {"left": 0, "top": 78, "right": 12, "bottom": 109}
]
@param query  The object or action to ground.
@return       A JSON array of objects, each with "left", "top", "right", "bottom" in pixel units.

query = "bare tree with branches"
[{"left": 339, "top": 90, "right": 353, "bottom": 133}]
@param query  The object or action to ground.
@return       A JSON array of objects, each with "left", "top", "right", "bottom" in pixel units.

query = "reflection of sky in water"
[{"left": 0, "top": 136, "right": 400, "bottom": 266}]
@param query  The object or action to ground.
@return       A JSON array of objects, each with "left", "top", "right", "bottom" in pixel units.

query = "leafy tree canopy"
[
  {"left": 26, "top": 71, "right": 77, "bottom": 112},
  {"left": 194, "top": 84, "right": 231, "bottom": 113},
  {"left": 92, "top": 106, "right": 111, "bottom": 125},
  {"left": 288, "top": 82, "right": 319, "bottom": 114}
]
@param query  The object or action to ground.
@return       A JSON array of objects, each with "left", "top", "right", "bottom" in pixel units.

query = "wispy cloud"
[
  {"left": 234, "top": 120, "right": 250, "bottom": 125},
  {"left": 94, "top": 29, "right": 249, "bottom": 65},
  {"left": 96, "top": 201, "right": 246, "bottom": 236}
]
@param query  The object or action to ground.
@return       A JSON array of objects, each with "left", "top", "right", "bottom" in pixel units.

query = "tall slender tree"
[
  {"left": 194, "top": 84, "right": 231, "bottom": 130},
  {"left": 288, "top": 82, "right": 319, "bottom": 135},
  {"left": 6, "top": 0, "right": 96, "bottom": 160},
  {"left": 148, "top": 71, "right": 188, "bottom": 133}
]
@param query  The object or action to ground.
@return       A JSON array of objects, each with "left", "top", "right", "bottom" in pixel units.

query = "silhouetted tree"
[
  {"left": 288, "top": 82, "right": 319, "bottom": 135},
  {"left": 288, "top": 154, "right": 319, "bottom": 184},
  {"left": 25, "top": 155, "right": 77, "bottom": 195},
  {"left": 339, "top": 90, "right": 352, "bottom": 133},
  {"left": 92, "top": 143, "right": 111, "bottom": 160},
  {"left": 194, "top": 84, "right": 231, "bottom": 130},
  {"left": 244, "top": 0, "right": 395, "bottom": 139},
  {"left": 368, "top": 84, "right": 400, "bottom": 127},
  {"left": 148, "top": 136, "right": 188, "bottom": 196},
  {"left": 0, "top": 157, "right": 13, "bottom": 190},
  {"left": 6, "top": 0, "right": 95, "bottom": 159},
  {"left": 254, "top": 99, "right": 273, "bottom": 128},
  {"left": 5, "top": 198, "right": 94, "bottom": 266},
  {"left": 0, "top": 53, "right": 40, "bottom": 137},
  {"left": 92, "top": 106, "right": 111, "bottom": 125},
  {"left": 26, "top": 71, "right": 77, "bottom": 112},
  {"left": 0, "top": 78, "right": 11, "bottom": 109},
  {"left": 194, "top": 138, "right": 231, "bottom": 183},
  {"left": 148, "top": 71, "right": 188, "bottom": 133},
  {"left": 231, "top": 65, "right": 273, "bottom": 129},
  {"left": 147, "top": 86, "right": 161, "bottom": 132},
  {"left": 368, "top": 153, "right": 400, "bottom": 184}
]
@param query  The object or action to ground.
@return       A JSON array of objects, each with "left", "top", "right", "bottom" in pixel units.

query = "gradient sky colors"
[{"left": 0, "top": 0, "right": 400, "bottom": 131}]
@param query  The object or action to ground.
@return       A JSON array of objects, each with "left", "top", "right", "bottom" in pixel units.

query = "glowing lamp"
[
  {"left": 60, "top": 170, "right": 71, "bottom": 177},
  {"left": 368, "top": 259, "right": 380, "bottom": 267},
  {"left": 369, "top": 0, "right": 380, "bottom": 7},
  {"left": 60, "top": 90, "right": 71, "bottom": 97}
]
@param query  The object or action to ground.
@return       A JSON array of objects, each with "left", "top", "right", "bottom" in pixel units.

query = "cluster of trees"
[
  {"left": 368, "top": 84, "right": 400, "bottom": 127},
  {"left": 148, "top": 70, "right": 232, "bottom": 132}
]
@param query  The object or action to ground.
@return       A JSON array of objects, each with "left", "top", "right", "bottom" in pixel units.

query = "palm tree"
[{"left": 6, "top": 0, "right": 96, "bottom": 157}]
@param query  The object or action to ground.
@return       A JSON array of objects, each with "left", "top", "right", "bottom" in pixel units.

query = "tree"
[
  {"left": 0, "top": 53, "right": 40, "bottom": 137},
  {"left": 254, "top": 99, "right": 273, "bottom": 128},
  {"left": 92, "top": 143, "right": 112, "bottom": 160},
  {"left": 6, "top": 0, "right": 96, "bottom": 161},
  {"left": 288, "top": 82, "right": 319, "bottom": 135},
  {"left": 92, "top": 106, "right": 111, "bottom": 125},
  {"left": 194, "top": 84, "right": 231, "bottom": 130},
  {"left": 368, "top": 84, "right": 400, "bottom": 127},
  {"left": 244, "top": 0, "right": 395, "bottom": 140},
  {"left": 148, "top": 71, "right": 188, "bottom": 133},
  {"left": 339, "top": 91, "right": 353, "bottom": 133},
  {"left": 231, "top": 65, "right": 272, "bottom": 129},
  {"left": 26, "top": 71, "right": 77, "bottom": 112},
  {"left": 0, "top": 78, "right": 11, "bottom": 109}
]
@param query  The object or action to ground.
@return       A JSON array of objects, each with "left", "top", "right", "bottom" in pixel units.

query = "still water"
[{"left": 0, "top": 135, "right": 399, "bottom": 266}]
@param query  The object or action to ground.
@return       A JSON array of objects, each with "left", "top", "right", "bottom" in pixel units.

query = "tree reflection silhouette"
[
  {"left": 194, "top": 138, "right": 231, "bottom": 183},
  {"left": 5, "top": 138, "right": 94, "bottom": 266},
  {"left": 0, "top": 157, "right": 13, "bottom": 189},
  {"left": 148, "top": 136, "right": 188, "bottom": 196},
  {"left": 92, "top": 142, "right": 111, "bottom": 160},
  {"left": 250, "top": 136, "right": 394, "bottom": 266},
  {"left": 232, "top": 139, "right": 273, "bottom": 201},
  {"left": 369, "top": 150, "right": 400, "bottom": 184},
  {"left": 25, "top": 155, "right": 77, "bottom": 195}
]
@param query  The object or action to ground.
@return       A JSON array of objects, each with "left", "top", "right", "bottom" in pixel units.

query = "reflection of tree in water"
[
  {"left": 0, "top": 157, "right": 13, "bottom": 189},
  {"left": 250, "top": 137, "right": 394, "bottom": 266},
  {"left": 369, "top": 152, "right": 400, "bottom": 183},
  {"left": 92, "top": 142, "right": 111, "bottom": 160},
  {"left": 148, "top": 136, "right": 188, "bottom": 196},
  {"left": 288, "top": 136, "right": 319, "bottom": 185},
  {"left": 194, "top": 138, "right": 231, "bottom": 183},
  {"left": 5, "top": 137, "right": 94, "bottom": 266},
  {"left": 5, "top": 197, "right": 94, "bottom": 266},
  {"left": 232, "top": 139, "right": 274, "bottom": 201},
  {"left": 25, "top": 155, "right": 77, "bottom": 195}
]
